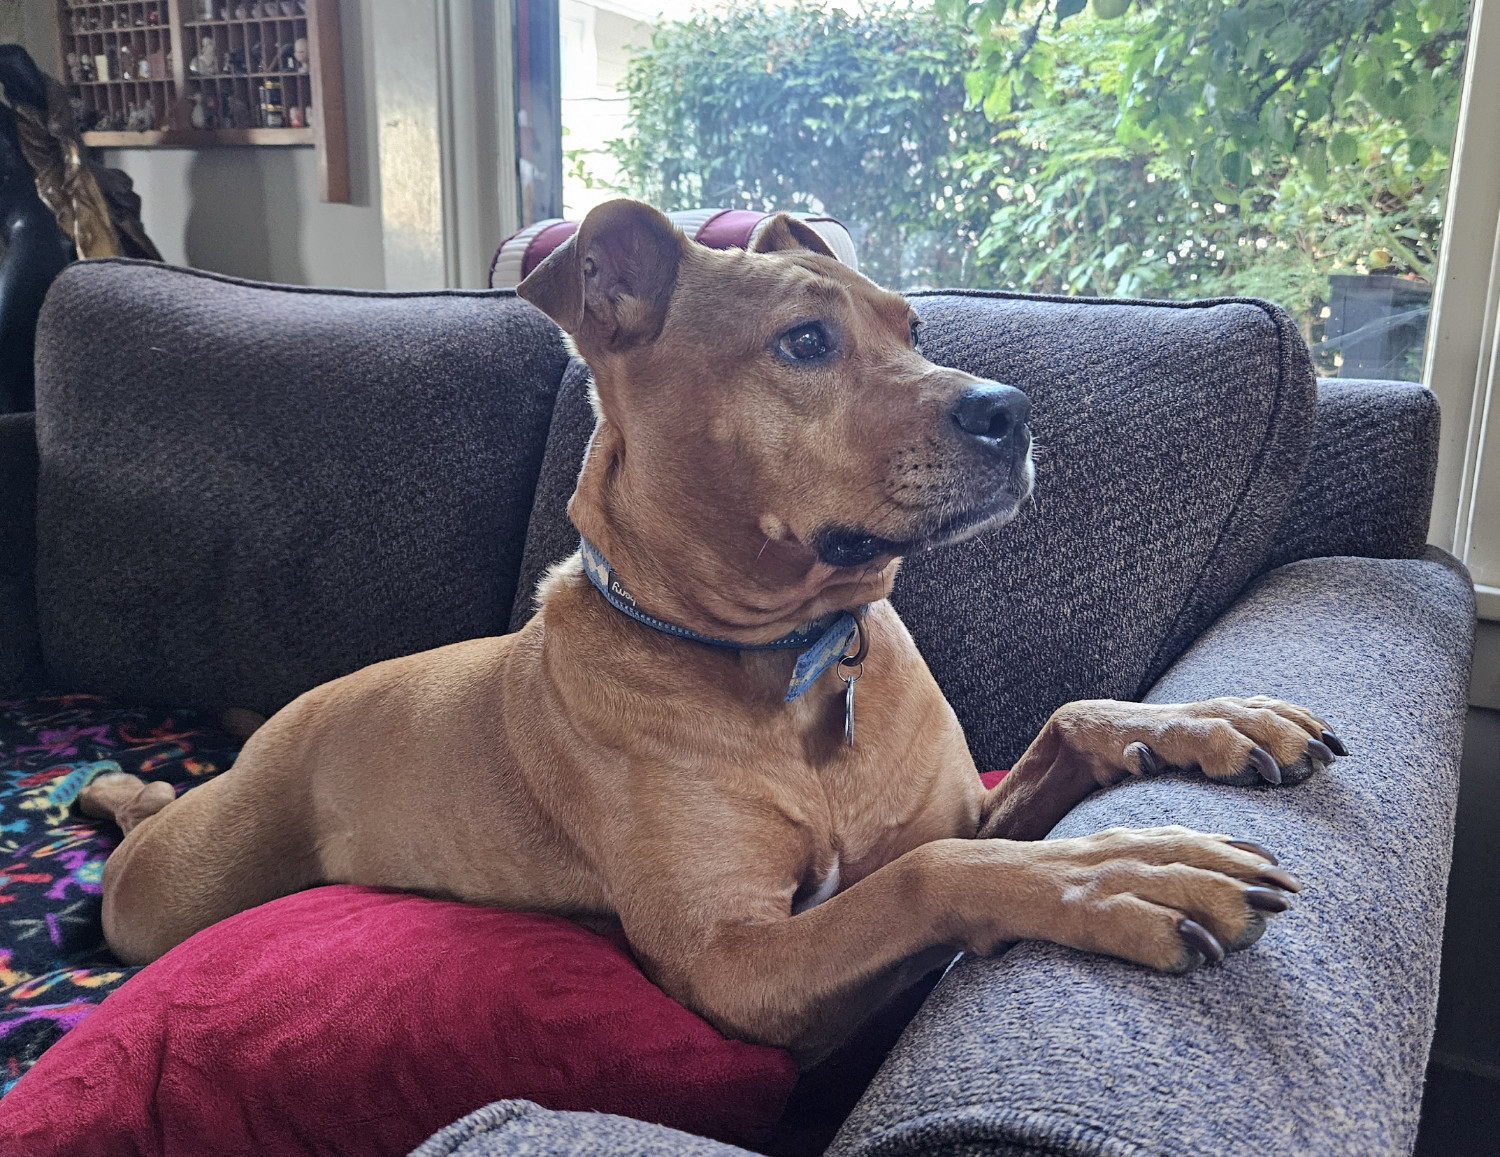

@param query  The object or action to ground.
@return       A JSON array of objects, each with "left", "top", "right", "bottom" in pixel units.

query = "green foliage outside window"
[
  {"left": 608, "top": 1, "right": 992, "bottom": 288},
  {"left": 606, "top": 0, "right": 1469, "bottom": 344}
]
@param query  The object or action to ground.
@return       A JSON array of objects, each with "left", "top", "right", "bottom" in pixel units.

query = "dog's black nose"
[{"left": 951, "top": 382, "right": 1030, "bottom": 447}]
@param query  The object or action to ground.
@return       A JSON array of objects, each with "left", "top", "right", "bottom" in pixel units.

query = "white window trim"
[
  {"left": 1427, "top": 0, "right": 1500, "bottom": 618},
  {"left": 371, "top": 0, "right": 519, "bottom": 290}
]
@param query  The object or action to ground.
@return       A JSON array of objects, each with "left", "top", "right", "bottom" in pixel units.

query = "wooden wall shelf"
[
  {"left": 82, "top": 127, "right": 314, "bottom": 146},
  {"left": 56, "top": 0, "right": 348, "bottom": 202}
]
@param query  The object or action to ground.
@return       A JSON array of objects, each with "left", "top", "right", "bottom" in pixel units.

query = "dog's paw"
[
  {"left": 78, "top": 771, "right": 176, "bottom": 831},
  {"left": 1033, "top": 827, "right": 1301, "bottom": 972},
  {"left": 1117, "top": 696, "right": 1345, "bottom": 787}
]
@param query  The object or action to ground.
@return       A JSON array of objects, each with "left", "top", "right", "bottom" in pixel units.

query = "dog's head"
[{"left": 518, "top": 199, "right": 1032, "bottom": 638}]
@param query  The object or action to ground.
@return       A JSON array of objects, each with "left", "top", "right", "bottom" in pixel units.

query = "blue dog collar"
[{"left": 578, "top": 538, "right": 861, "bottom": 702}]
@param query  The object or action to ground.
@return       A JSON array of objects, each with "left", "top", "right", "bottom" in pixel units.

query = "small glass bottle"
[{"left": 259, "top": 77, "right": 284, "bottom": 128}]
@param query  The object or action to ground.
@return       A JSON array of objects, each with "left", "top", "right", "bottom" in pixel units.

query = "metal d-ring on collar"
[
  {"left": 577, "top": 537, "right": 867, "bottom": 704},
  {"left": 838, "top": 615, "right": 868, "bottom": 674}
]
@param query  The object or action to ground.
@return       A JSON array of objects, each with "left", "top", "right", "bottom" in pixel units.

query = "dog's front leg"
[
  {"left": 979, "top": 696, "right": 1344, "bottom": 840},
  {"left": 625, "top": 822, "right": 1295, "bottom": 1067}
]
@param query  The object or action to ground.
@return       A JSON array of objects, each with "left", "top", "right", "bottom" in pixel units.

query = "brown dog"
[{"left": 82, "top": 199, "right": 1338, "bottom": 1067}]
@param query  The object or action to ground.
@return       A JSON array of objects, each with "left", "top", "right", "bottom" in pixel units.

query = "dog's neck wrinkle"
[
  {"left": 572, "top": 423, "right": 898, "bottom": 640},
  {"left": 575, "top": 496, "right": 867, "bottom": 646},
  {"left": 584, "top": 526, "right": 822, "bottom": 645},
  {"left": 567, "top": 444, "right": 864, "bottom": 642}
]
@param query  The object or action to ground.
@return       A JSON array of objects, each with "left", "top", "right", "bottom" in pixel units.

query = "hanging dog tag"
[
  {"left": 839, "top": 664, "right": 861, "bottom": 747},
  {"left": 840, "top": 669, "right": 864, "bottom": 750},
  {"left": 836, "top": 616, "right": 868, "bottom": 749}
]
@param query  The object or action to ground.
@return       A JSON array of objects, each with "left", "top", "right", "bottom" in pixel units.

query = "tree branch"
[{"left": 1250, "top": 0, "right": 1397, "bottom": 117}]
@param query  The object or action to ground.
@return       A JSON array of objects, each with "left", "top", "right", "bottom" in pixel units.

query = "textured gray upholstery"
[
  {"left": 411, "top": 1100, "right": 757, "bottom": 1157},
  {"left": 509, "top": 295, "right": 1317, "bottom": 769},
  {"left": 830, "top": 549, "right": 1474, "bottom": 1157},
  {"left": 0, "top": 411, "right": 41, "bottom": 694},
  {"left": 1266, "top": 378, "right": 1439, "bottom": 569},
  {"left": 509, "top": 356, "right": 594, "bottom": 632},
  {"left": 33, "top": 260, "right": 570, "bottom": 715}
]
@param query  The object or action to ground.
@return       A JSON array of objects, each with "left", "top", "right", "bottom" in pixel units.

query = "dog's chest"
[
  {"left": 781, "top": 750, "right": 976, "bottom": 915},
  {"left": 791, "top": 854, "right": 841, "bottom": 914},
  {"left": 770, "top": 650, "right": 978, "bottom": 910}
]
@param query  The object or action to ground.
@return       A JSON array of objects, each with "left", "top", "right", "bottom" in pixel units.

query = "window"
[{"left": 554, "top": 0, "right": 1472, "bottom": 389}]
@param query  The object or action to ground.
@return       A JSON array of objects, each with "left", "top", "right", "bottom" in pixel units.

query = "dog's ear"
[
  {"left": 750, "top": 214, "right": 837, "bottom": 259},
  {"left": 517, "top": 199, "right": 684, "bottom": 352}
]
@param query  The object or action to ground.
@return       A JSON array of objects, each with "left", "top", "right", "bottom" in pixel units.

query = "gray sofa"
[{"left": 0, "top": 259, "right": 1473, "bottom": 1157}]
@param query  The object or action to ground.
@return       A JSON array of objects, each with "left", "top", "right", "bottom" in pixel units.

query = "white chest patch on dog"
[{"left": 792, "top": 855, "right": 841, "bottom": 915}]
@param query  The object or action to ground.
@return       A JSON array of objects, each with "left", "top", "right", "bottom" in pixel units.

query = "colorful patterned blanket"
[{"left": 0, "top": 695, "right": 241, "bottom": 1095}]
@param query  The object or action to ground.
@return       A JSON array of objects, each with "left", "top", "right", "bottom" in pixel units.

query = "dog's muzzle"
[{"left": 815, "top": 381, "right": 1033, "bottom": 569}]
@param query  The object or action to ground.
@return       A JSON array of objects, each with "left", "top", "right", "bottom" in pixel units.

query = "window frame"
[{"left": 1425, "top": 0, "right": 1500, "bottom": 619}]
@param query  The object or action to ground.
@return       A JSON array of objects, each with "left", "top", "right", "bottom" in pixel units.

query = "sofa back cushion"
[
  {"left": 34, "top": 260, "right": 569, "bottom": 716},
  {"left": 511, "top": 293, "right": 1316, "bottom": 769},
  {"left": 1266, "top": 377, "right": 1439, "bottom": 570}
]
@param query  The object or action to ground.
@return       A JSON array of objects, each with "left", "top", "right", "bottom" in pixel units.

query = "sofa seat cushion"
[
  {"left": 413, "top": 1100, "right": 764, "bottom": 1157},
  {"left": 1, "top": 886, "right": 798, "bottom": 1157},
  {"left": 0, "top": 693, "right": 242, "bottom": 1094},
  {"left": 510, "top": 294, "right": 1317, "bottom": 768},
  {"left": 34, "top": 261, "right": 571, "bottom": 717}
]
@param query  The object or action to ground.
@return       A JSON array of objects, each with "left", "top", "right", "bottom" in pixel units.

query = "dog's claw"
[
  {"left": 1178, "top": 918, "right": 1225, "bottom": 965},
  {"left": 1306, "top": 738, "right": 1335, "bottom": 764},
  {"left": 1249, "top": 746, "right": 1281, "bottom": 785},
  {"left": 1126, "top": 741, "right": 1160, "bottom": 774},
  {"left": 1320, "top": 730, "right": 1349, "bottom": 757},
  {"left": 1226, "top": 838, "right": 1278, "bottom": 865},
  {"left": 1255, "top": 866, "right": 1301, "bottom": 894},
  {"left": 1244, "top": 886, "right": 1291, "bottom": 913}
]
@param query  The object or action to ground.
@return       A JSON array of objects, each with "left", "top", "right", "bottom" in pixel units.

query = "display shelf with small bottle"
[{"left": 54, "top": 0, "right": 347, "bottom": 201}]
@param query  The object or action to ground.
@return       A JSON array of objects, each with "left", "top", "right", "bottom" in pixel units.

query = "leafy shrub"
[
  {"left": 610, "top": 0, "right": 1469, "bottom": 345},
  {"left": 611, "top": 0, "right": 995, "bottom": 288}
]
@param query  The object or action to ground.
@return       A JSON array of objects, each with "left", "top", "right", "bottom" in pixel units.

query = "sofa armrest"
[
  {"left": 1266, "top": 378, "right": 1439, "bottom": 569},
  {"left": 413, "top": 1100, "right": 760, "bottom": 1157},
  {"left": 0, "top": 411, "right": 42, "bottom": 695},
  {"left": 832, "top": 549, "right": 1474, "bottom": 1157}
]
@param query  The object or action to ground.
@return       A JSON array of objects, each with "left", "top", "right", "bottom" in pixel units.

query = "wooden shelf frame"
[{"left": 56, "top": 0, "right": 348, "bottom": 201}]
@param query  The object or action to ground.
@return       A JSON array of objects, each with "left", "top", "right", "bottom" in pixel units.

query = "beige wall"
[
  {"left": 2, "top": 0, "right": 60, "bottom": 74},
  {"left": 16, "top": 0, "right": 385, "bottom": 288},
  {"left": 101, "top": 118, "right": 384, "bottom": 289}
]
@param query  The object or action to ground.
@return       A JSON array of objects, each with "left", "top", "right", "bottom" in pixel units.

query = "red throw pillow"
[{"left": 0, "top": 886, "right": 797, "bottom": 1157}]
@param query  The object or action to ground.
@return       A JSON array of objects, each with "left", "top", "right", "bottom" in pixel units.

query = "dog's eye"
[
  {"left": 910, "top": 319, "right": 924, "bottom": 352},
  {"left": 778, "top": 323, "right": 831, "bottom": 362}
]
